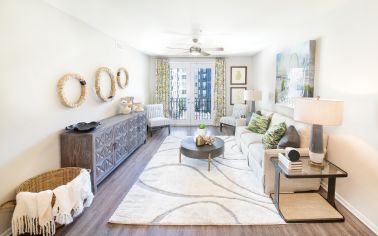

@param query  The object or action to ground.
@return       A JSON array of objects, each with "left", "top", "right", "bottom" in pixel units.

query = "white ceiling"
[{"left": 45, "top": 0, "right": 348, "bottom": 56}]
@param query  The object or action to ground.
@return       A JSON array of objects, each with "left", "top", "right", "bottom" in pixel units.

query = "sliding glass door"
[{"left": 169, "top": 62, "right": 215, "bottom": 126}]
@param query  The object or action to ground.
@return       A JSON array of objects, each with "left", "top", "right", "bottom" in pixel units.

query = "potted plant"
[{"left": 197, "top": 123, "right": 206, "bottom": 136}]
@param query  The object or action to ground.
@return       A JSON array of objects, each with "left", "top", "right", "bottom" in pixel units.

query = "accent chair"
[
  {"left": 145, "top": 104, "right": 171, "bottom": 137},
  {"left": 220, "top": 104, "right": 248, "bottom": 134}
]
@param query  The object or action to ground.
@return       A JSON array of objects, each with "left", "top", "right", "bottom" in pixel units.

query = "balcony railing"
[
  {"left": 170, "top": 98, "right": 187, "bottom": 120},
  {"left": 170, "top": 98, "right": 211, "bottom": 121},
  {"left": 194, "top": 98, "right": 211, "bottom": 120}
]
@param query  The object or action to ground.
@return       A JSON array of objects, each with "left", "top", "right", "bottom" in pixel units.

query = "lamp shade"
[
  {"left": 244, "top": 90, "right": 261, "bottom": 101},
  {"left": 294, "top": 98, "right": 344, "bottom": 126}
]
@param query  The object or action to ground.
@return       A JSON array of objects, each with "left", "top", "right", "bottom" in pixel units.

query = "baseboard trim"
[
  {"left": 0, "top": 227, "right": 11, "bottom": 236},
  {"left": 321, "top": 182, "right": 378, "bottom": 235}
]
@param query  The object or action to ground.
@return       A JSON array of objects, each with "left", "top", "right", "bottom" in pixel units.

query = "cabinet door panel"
[
  {"left": 114, "top": 120, "right": 128, "bottom": 164},
  {"left": 94, "top": 127, "right": 115, "bottom": 180}
]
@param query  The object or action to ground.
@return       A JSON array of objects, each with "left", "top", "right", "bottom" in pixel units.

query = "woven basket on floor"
[
  {"left": 13, "top": 167, "right": 85, "bottom": 234},
  {"left": 16, "top": 167, "right": 82, "bottom": 205}
]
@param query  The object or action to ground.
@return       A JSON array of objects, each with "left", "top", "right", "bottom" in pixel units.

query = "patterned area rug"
[{"left": 109, "top": 136, "right": 284, "bottom": 225}]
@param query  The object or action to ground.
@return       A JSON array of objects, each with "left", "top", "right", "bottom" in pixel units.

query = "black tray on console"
[{"left": 66, "top": 121, "right": 101, "bottom": 132}]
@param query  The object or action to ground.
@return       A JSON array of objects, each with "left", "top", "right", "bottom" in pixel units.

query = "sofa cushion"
[
  {"left": 247, "top": 113, "right": 270, "bottom": 134},
  {"left": 235, "top": 126, "right": 249, "bottom": 139},
  {"left": 262, "top": 122, "right": 287, "bottom": 149},
  {"left": 278, "top": 125, "right": 301, "bottom": 149},
  {"left": 241, "top": 132, "right": 264, "bottom": 148},
  {"left": 248, "top": 143, "right": 265, "bottom": 167}
]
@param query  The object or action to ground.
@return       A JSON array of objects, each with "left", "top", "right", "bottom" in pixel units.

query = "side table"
[{"left": 271, "top": 157, "right": 347, "bottom": 223}]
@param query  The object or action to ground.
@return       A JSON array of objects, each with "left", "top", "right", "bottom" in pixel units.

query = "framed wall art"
[
  {"left": 275, "top": 40, "right": 316, "bottom": 107},
  {"left": 230, "top": 66, "right": 247, "bottom": 85},
  {"left": 230, "top": 87, "right": 246, "bottom": 105}
]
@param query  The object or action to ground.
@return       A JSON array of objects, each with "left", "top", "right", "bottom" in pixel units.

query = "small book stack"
[{"left": 278, "top": 153, "right": 302, "bottom": 170}]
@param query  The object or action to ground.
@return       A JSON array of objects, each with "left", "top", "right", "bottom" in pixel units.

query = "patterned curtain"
[
  {"left": 213, "top": 58, "right": 226, "bottom": 126},
  {"left": 155, "top": 58, "right": 170, "bottom": 117}
]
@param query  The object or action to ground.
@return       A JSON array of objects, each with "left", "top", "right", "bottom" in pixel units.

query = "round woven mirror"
[
  {"left": 57, "top": 73, "right": 87, "bottom": 108},
  {"left": 95, "top": 67, "right": 116, "bottom": 102},
  {"left": 116, "top": 67, "right": 129, "bottom": 89}
]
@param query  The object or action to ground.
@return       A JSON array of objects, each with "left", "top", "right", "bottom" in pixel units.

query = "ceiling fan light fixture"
[
  {"left": 167, "top": 37, "right": 221, "bottom": 56},
  {"left": 189, "top": 47, "right": 201, "bottom": 56}
]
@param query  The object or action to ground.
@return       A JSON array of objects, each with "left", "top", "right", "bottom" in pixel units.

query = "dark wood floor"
[{"left": 57, "top": 126, "right": 375, "bottom": 236}]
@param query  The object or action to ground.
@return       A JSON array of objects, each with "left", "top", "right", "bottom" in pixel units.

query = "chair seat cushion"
[
  {"left": 220, "top": 116, "right": 236, "bottom": 126},
  {"left": 148, "top": 117, "right": 170, "bottom": 127}
]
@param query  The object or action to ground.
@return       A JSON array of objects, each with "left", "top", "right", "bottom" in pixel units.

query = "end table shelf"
[{"left": 270, "top": 157, "right": 347, "bottom": 223}]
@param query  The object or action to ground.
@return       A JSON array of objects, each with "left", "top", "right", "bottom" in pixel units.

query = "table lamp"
[
  {"left": 244, "top": 90, "right": 261, "bottom": 113},
  {"left": 294, "top": 97, "right": 344, "bottom": 165}
]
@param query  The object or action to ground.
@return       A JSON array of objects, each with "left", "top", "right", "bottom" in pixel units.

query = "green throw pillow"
[
  {"left": 247, "top": 113, "right": 270, "bottom": 134},
  {"left": 262, "top": 122, "right": 287, "bottom": 149}
]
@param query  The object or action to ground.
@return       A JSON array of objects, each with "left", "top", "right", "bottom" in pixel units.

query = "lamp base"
[
  {"left": 309, "top": 124, "right": 325, "bottom": 166},
  {"left": 309, "top": 150, "right": 325, "bottom": 165},
  {"left": 251, "top": 101, "right": 256, "bottom": 113},
  {"left": 309, "top": 160, "right": 325, "bottom": 168}
]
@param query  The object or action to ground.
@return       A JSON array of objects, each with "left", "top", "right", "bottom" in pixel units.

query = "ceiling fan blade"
[
  {"left": 200, "top": 51, "right": 210, "bottom": 56},
  {"left": 167, "top": 47, "right": 188, "bottom": 50},
  {"left": 202, "top": 47, "right": 224, "bottom": 51},
  {"left": 172, "top": 50, "right": 190, "bottom": 55}
]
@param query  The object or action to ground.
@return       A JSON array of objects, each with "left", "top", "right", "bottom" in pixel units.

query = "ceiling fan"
[{"left": 168, "top": 38, "right": 224, "bottom": 56}]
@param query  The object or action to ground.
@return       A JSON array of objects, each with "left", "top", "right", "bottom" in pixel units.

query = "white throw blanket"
[
  {"left": 52, "top": 169, "right": 94, "bottom": 224},
  {"left": 12, "top": 190, "right": 55, "bottom": 236},
  {"left": 12, "top": 169, "right": 94, "bottom": 235}
]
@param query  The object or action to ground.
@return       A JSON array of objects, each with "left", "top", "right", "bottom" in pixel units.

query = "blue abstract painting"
[{"left": 275, "top": 40, "right": 316, "bottom": 107}]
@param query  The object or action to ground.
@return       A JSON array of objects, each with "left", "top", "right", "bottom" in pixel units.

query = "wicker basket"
[
  {"left": 13, "top": 167, "right": 85, "bottom": 234},
  {"left": 16, "top": 167, "right": 82, "bottom": 205},
  {"left": 17, "top": 167, "right": 82, "bottom": 193}
]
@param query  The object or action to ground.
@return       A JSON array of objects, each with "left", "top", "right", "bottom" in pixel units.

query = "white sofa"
[{"left": 235, "top": 110, "right": 327, "bottom": 194}]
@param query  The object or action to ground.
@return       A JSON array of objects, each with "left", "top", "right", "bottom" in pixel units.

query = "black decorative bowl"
[{"left": 66, "top": 121, "right": 101, "bottom": 132}]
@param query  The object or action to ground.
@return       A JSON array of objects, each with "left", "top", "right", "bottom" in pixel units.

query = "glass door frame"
[
  {"left": 169, "top": 59, "right": 215, "bottom": 126},
  {"left": 189, "top": 62, "right": 215, "bottom": 126}
]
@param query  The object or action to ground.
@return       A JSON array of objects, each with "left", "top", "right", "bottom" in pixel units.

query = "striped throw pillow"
[{"left": 262, "top": 122, "right": 287, "bottom": 149}]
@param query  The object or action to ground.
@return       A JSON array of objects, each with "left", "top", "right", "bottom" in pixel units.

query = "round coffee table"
[{"left": 179, "top": 136, "right": 225, "bottom": 171}]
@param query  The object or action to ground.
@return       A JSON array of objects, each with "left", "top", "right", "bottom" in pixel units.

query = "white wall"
[
  {"left": 0, "top": 0, "right": 150, "bottom": 233},
  {"left": 250, "top": 0, "right": 378, "bottom": 233}
]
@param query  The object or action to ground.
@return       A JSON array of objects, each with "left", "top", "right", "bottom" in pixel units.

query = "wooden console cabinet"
[{"left": 60, "top": 112, "right": 147, "bottom": 192}]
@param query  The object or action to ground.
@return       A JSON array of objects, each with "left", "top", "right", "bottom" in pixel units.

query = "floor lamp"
[
  {"left": 294, "top": 97, "right": 344, "bottom": 165},
  {"left": 244, "top": 90, "right": 262, "bottom": 113}
]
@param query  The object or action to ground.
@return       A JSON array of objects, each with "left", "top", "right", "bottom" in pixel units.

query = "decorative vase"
[
  {"left": 197, "top": 128, "right": 206, "bottom": 137},
  {"left": 118, "top": 100, "right": 132, "bottom": 114},
  {"left": 195, "top": 136, "right": 205, "bottom": 146}
]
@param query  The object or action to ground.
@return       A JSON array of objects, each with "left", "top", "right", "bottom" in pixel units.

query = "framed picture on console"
[
  {"left": 230, "top": 87, "right": 246, "bottom": 105},
  {"left": 230, "top": 66, "right": 247, "bottom": 85}
]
